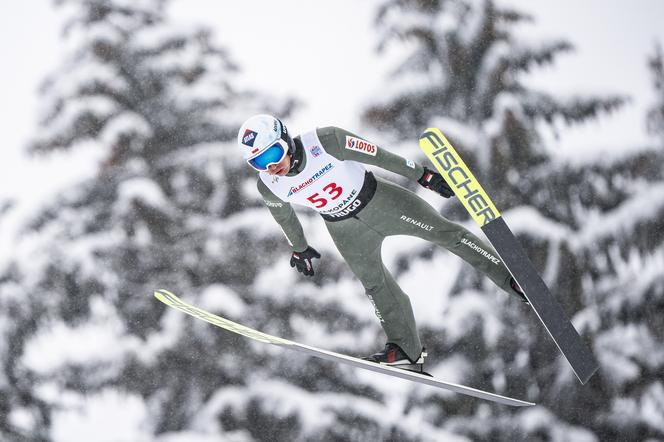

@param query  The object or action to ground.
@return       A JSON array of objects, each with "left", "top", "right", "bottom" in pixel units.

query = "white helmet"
[{"left": 237, "top": 114, "right": 294, "bottom": 167}]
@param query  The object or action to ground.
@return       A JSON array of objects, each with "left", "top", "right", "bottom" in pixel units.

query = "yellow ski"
[{"left": 419, "top": 128, "right": 598, "bottom": 384}]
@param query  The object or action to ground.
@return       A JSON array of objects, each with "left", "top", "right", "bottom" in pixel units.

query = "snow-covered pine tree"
[
  {"left": 0, "top": 0, "right": 297, "bottom": 439},
  {"left": 0, "top": 200, "right": 52, "bottom": 442},
  {"left": 537, "top": 43, "right": 664, "bottom": 441},
  {"left": 360, "top": 0, "right": 650, "bottom": 440},
  {"left": 0, "top": 0, "right": 502, "bottom": 439}
]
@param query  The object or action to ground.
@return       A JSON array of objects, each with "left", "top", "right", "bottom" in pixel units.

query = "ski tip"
[
  {"left": 419, "top": 127, "right": 439, "bottom": 135},
  {"left": 154, "top": 289, "right": 177, "bottom": 303},
  {"left": 514, "top": 399, "right": 537, "bottom": 407},
  {"left": 577, "top": 363, "right": 600, "bottom": 385}
]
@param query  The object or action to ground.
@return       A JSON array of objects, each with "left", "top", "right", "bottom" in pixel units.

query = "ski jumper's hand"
[
  {"left": 418, "top": 167, "right": 454, "bottom": 198},
  {"left": 290, "top": 246, "right": 321, "bottom": 276}
]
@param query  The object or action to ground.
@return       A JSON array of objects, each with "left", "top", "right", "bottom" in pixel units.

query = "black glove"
[
  {"left": 418, "top": 167, "right": 454, "bottom": 198},
  {"left": 290, "top": 246, "right": 321, "bottom": 277}
]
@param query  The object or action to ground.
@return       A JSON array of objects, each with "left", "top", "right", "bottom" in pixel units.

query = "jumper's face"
[{"left": 267, "top": 153, "right": 291, "bottom": 176}]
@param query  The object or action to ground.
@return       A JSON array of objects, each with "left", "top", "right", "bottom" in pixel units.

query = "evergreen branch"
[
  {"left": 505, "top": 40, "right": 574, "bottom": 74},
  {"left": 521, "top": 92, "right": 628, "bottom": 125}
]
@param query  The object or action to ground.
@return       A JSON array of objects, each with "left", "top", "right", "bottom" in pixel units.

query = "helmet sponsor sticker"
[
  {"left": 345, "top": 136, "right": 377, "bottom": 156},
  {"left": 311, "top": 145, "right": 322, "bottom": 157},
  {"left": 406, "top": 159, "right": 415, "bottom": 168},
  {"left": 242, "top": 129, "right": 257, "bottom": 147}
]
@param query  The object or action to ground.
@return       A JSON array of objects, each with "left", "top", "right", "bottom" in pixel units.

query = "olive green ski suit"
[{"left": 257, "top": 126, "right": 515, "bottom": 361}]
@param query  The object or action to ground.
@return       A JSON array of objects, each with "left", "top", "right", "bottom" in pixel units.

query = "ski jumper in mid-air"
[{"left": 238, "top": 114, "right": 527, "bottom": 370}]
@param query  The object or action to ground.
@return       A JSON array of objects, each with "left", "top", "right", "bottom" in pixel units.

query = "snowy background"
[{"left": 1, "top": 0, "right": 664, "bottom": 441}]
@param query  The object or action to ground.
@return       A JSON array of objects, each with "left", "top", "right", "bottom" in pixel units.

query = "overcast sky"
[{"left": 1, "top": 0, "right": 663, "bottom": 201}]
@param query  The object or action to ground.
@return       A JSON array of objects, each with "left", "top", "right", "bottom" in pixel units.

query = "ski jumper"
[{"left": 257, "top": 127, "right": 514, "bottom": 361}]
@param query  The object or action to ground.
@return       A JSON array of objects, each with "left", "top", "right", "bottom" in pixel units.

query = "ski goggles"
[{"left": 247, "top": 139, "right": 288, "bottom": 171}]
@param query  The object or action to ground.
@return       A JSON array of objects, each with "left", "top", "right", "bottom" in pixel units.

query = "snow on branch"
[{"left": 574, "top": 182, "right": 664, "bottom": 247}]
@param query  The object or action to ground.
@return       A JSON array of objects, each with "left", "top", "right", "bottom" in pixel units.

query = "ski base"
[{"left": 482, "top": 217, "right": 599, "bottom": 383}]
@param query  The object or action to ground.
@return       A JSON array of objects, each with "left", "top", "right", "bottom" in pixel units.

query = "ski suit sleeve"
[
  {"left": 317, "top": 126, "right": 425, "bottom": 181},
  {"left": 257, "top": 179, "right": 309, "bottom": 252}
]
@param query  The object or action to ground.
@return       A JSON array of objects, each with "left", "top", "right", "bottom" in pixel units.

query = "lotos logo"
[
  {"left": 242, "top": 129, "right": 257, "bottom": 147},
  {"left": 345, "top": 136, "right": 377, "bottom": 156}
]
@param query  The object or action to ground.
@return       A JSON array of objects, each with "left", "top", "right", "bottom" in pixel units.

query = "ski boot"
[
  {"left": 510, "top": 277, "right": 529, "bottom": 304},
  {"left": 363, "top": 343, "right": 430, "bottom": 375}
]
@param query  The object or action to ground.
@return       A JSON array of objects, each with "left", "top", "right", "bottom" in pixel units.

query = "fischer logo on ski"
[{"left": 420, "top": 130, "right": 499, "bottom": 226}]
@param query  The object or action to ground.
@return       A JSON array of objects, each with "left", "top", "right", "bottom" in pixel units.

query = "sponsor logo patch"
[
  {"left": 366, "top": 294, "right": 385, "bottom": 322},
  {"left": 311, "top": 145, "right": 322, "bottom": 157},
  {"left": 460, "top": 237, "right": 501, "bottom": 265},
  {"left": 345, "top": 136, "right": 377, "bottom": 156},
  {"left": 287, "top": 163, "right": 334, "bottom": 197},
  {"left": 264, "top": 200, "right": 283, "bottom": 208},
  {"left": 242, "top": 129, "right": 257, "bottom": 147},
  {"left": 406, "top": 159, "right": 415, "bottom": 169},
  {"left": 400, "top": 215, "right": 434, "bottom": 231}
]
